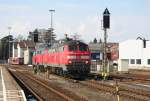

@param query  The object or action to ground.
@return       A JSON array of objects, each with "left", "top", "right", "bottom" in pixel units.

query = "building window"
[
  {"left": 130, "top": 59, "right": 135, "bottom": 64},
  {"left": 147, "top": 59, "right": 150, "bottom": 65},
  {"left": 136, "top": 59, "right": 141, "bottom": 64}
]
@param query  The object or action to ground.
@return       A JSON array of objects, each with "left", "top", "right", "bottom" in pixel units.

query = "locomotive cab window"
[
  {"left": 69, "top": 45, "right": 77, "bottom": 51},
  {"left": 79, "top": 44, "right": 88, "bottom": 51}
]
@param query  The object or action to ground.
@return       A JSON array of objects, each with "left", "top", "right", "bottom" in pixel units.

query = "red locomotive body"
[{"left": 32, "top": 40, "right": 91, "bottom": 78}]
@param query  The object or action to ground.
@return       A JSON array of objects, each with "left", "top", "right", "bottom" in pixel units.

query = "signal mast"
[{"left": 102, "top": 8, "right": 110, "bottom": 80}]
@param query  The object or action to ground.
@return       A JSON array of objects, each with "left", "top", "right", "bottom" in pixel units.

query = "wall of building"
[
  {"left": 24, "top": 48, "right": 34, "bottom": 65},
  {"left": 12, "top": 44, "right": 18, "bottom": 58},
  {"left": 107, "top": 43, "right": 119, "bottom": 60},
  {"left": 17, "top": 44, "right": 24, "bottom": 58},
  {"left": 24, "top": 49, "right": 29, "bottom": 64},
  {"left": 13, "top": 50, "right": 17, "bottom": 58},
  {"left": 88, "top": 43, "right": 103, "bottom": 72},
  {"left": 119, "top": 39, "right": 150, "bottom": 71}
]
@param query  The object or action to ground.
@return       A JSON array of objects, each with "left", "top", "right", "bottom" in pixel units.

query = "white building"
[
  {"left": 18, "top": 41, "right": 26, "bottom": 58},
  {"left": 12, "top": 40, "right": 35, "bottom": 64},
  {"left": 118, "top": 39, "right": 150, "bottom": 71},
  {"left": 12, "top": 42, "right": 18, "bottom": 58},
  {"left": 23, "top": 41, "right": 35, "bottom": 64}
]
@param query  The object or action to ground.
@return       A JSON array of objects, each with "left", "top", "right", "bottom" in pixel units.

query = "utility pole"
[
  {"left": 102, "top": 8, "right": 110, "bottom": 80},
  {"left": 49, "top": 9, "right": 55, "bottom": 29},
  {"left": 8, "top": 26, "right": 12, "bottom": 62},
  {"left": 49, "top": 9, "right": 55, "bottom": 46}
]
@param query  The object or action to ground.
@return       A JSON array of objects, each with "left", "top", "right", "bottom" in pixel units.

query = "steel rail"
[
  {"left": 9, "top": 68, "right": 77, "bottom": 101},
  {"left": 8, "top": 69, "right": 44, "bottom": 101},
  {"left": 80, "top": 80, "right": 150, "bottom": 101},
  {"left": 23, "top": 72, "right": 76, "bottom": 101}
]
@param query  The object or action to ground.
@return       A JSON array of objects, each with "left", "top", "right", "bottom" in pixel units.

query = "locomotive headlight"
[
  {"left": 81, "top": 55, "right": 90, "bottom": 59},
  {"left": 68, "top": 61, "right": 72, "bottom": 63},
  {"left": 85, "top": 61, "right": 89, "bottom": 64},
  {"left": 67, "top": 56, "right": 76, "bottom": 59}
]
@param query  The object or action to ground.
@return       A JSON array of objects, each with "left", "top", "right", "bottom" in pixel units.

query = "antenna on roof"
[{"left": 136, "top": 36, "right": 149, "bottom": 48}]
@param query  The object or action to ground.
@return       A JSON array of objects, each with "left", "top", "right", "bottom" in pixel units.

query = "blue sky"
[{"left": 0, "top": 0, "right": 150, "bottom": 42}]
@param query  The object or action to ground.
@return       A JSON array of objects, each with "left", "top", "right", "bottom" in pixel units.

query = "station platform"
[{"left": 0, "top": 66, "right": 26, "bottom": 101}]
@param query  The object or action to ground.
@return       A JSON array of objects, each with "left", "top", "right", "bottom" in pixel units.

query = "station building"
[
  {"left": 89, "top": 42, "right": 119, "bottom": 72},
  {"left": 118, "top": 39, "right": 150, "bottom": 71},
  {"left": 88, "top": 42, "right": 103, "bottom": 72},
  {"left": 12, "top": 40, "right": 35, "bottom": 65}
]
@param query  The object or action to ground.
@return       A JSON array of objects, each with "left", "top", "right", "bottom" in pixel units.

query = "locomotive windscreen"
[
  {"left": 79, "top": 44, "right": 88, "bottom": 51},
  {"left": 69, "top": 45, "right": 77, "bottom": 51},
  {"left": 68, "top": 41, "right": 89, "bottom": 51}
]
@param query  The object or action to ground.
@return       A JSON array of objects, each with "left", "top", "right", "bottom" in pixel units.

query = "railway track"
[
  {"left": 8, "top": 66, "right": 87, "bottom": 101},
  {"left": 110, "top": 72, "right": 150, "bottom": 82},
  {"left": 45, "top": 72, "right": 150, "bottom": 101},
  {"left": 129, "top": 69, "right": 150, "bottom": 72},
  {"left": 80, "top": 80, "right": 150, "bottom": 101},
  {"left": 5, "top": 65, "right": 150, "bottom": 101},
  {"left": 46, "top": 70, "right": 150, "bottom": 101}
]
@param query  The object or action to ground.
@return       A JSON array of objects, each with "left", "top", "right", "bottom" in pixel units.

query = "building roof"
[
  {"left": 107, "top": 43, "right": 118, "bottom": 47},
  {"left": 88, "top": 43, "right": 103, "bottom": 51},
  {"left": 24, "top": 40, "right": 35, "bottom": 48},
  {"left": 18, "top": 40, "right": 35, "bottom": 48},
  {"left": 19, "top": 41, "right": 26, "bottom": 48}
]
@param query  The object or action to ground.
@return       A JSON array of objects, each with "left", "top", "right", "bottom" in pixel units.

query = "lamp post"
[
  {"left": 49, "top": 9, "right": 55, "bottom": 29},
  {"left": 49, "top": 9, "right": 55, "bottom": 46}
]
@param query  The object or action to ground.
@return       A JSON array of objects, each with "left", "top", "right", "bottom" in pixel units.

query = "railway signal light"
[
  {"left": 34, "top": 34, "right": 38, "bottom": 43},
  {"left": 103, "top": 8, "right": 110, "bottom": 29},
  {"left": 33, "top": 29, "right": 39, "bottom": 43},
  {"left": 102, "top": 8, "right": 110, "bottom": 80}
]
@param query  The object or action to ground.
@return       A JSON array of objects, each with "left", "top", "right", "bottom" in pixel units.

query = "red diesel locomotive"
[{"left": 32, "top": 39, "right": 91, "bottom": 78}]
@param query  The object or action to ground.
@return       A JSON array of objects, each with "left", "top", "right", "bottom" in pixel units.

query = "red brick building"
[{"left": 106, "top": 43, "right": 119, "bottom": 61}]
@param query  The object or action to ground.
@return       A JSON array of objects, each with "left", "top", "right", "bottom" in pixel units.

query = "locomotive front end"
[{"left": 66, "top": 41, "right": 91, "bottom": 78}]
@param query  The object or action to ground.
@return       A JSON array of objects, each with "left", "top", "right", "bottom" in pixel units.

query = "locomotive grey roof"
[
  {"left": 65, "top": 40, "right": 87, "bottom": 46},
  {"left": 50, "top": 39, "right": 87, "bottom": 49}
]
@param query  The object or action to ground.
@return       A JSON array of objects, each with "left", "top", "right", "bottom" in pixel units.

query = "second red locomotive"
[{"left": 32, "top": 38, "right": 91, "bottom": 78}]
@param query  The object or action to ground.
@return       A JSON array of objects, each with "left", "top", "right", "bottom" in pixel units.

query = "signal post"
[{"left": 102, "top": 8, "right": 110, "bottom": 80}]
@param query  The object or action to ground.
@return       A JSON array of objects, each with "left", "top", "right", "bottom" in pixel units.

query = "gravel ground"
[
  {"left": 28, "top": 68, "right": 149, "bottom": 101},
  {"left": 36, "top": 73, "right": 131, "bottom": 101}
]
